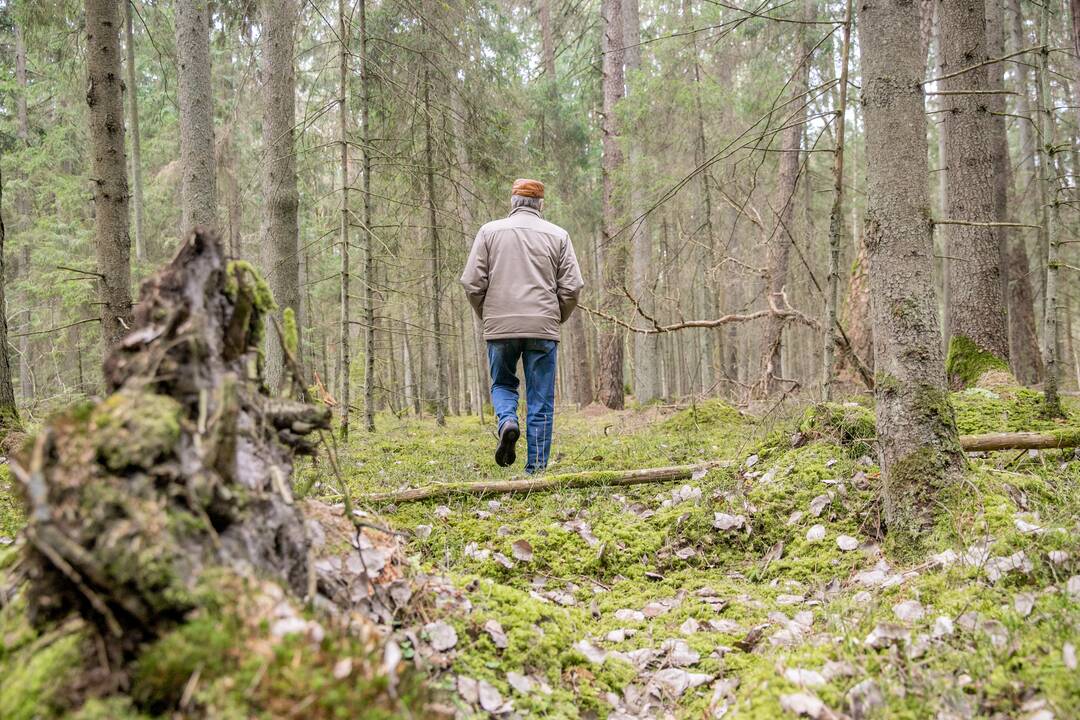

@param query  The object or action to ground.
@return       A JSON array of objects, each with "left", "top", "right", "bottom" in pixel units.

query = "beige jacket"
[{"left": 460, "top": 207, "right": 585, "bottom": 340}]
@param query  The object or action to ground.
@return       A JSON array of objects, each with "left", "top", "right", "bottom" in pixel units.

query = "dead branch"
[
  {"left": 958, "top": 431, "right": 1080, "bottom": 452},
  {"left": 367, "top": 461, "right": 731, "bottom": 504}
]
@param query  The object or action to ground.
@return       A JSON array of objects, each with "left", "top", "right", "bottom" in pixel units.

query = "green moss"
[
  {"left": 798, "top": 402, "right": 876, "bottom": 456},
  {"left": 946, "top": 335, "right": 1010, "bottom": 388},
  {"left": 91, "top": 389, "right": 183, "bottom": 471},
  {"left": 283, "top": 306, "right": 298, "bottom": 357},
  {"left": 0, "top": 465, "right": 24, "bottom": 538},
  {"left": 661, "top": 399, "right": 744, "bottom": 433},
  {"left": 224, "top": 260, "right": 276, "bottom": 313},
  {"left": 0, "top": 619, "right": 86, "bottom": 720},
  {"left": 951, "top": 385, "right": 1070, "bottom": 435}
]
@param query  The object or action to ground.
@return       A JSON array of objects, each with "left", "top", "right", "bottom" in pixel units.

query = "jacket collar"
[{"left": 509, "top": 206, "right": 542, "bottom": 219}]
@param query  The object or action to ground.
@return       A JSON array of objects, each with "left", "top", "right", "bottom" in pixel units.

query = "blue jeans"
[{"left": 487, "top": 338, "right": 558, "bottom": 474}]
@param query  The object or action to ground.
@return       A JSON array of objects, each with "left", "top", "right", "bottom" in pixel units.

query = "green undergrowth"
[{"left": 333, "top": 391, "right": 1079, "bottom": 718}]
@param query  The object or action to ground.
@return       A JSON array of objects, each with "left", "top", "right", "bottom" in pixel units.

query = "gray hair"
[{"left": 511, "top": 194, "right": 543, "bottom": 212}]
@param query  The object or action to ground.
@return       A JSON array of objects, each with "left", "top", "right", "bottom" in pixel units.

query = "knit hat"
[{"left": 511, "top": 178, "right": 545, "bottom": 199}]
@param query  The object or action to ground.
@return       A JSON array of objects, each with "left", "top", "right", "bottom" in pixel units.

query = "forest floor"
[{"left": 3, "top": 386, "right": 1080, "bottom": 718}]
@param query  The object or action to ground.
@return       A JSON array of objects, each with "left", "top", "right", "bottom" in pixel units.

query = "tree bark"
[
  {"left": 0, "top": 166, "right": 19, "bottom": 428},
  {"left": 939, "top": 0, "right": 1010, "bottom": 383},
  {"left": 624, "top": 0, "right": 658, "bottom": 404},
  {"left": 338, "top": 0, "right": 352, "bottom": 438},
  {"left": 260, "top": 0, "right": 300, "bottom": 393},
  {"left": 123, "top": 0, "right": 146, "bottom": 262},
  {"left": 86, "top": 0, "right": 133, "bottom": 348},
  {"left": 598, "top": 0, "right": 626, "bottom": 409},
  {"left": 1004, "top": 0, "right": 1044, "bottom": 385},
  {"left": 176, "top": 0, "right": 217, "bottom": 236},
  {"left": 360, "top": 0, "right": 376, "bottom": 433},
  {"left": 1034, "top": 0, "right": 1063, "bottom": 415},
  {"left": 759, "top": 1, "right": 809, "bottom": 396},
  {"left": 14, "top": 21, "right": 33, "bottom": 403},
  {"left": 823, "top": 0, "right": 853, "bottom": 400},
  {"left": 422, "top": 64, "right": 448, "bottom": 426},
  {"left": 859, "top": 0, "right": 965, "bottom": 545}
]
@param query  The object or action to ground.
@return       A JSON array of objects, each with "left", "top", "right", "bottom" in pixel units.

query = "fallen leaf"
[
  {"left": 787, "top": 510, "right": 805, "bottom": 526},
  {"left": 484, "top": 619, "right": 508, "bottom": 649},
  {"left": 864, "top": 622, "right": 909, "bottom": 649},
  {"left": 615, "top": 608, "right": 646, "bottom": 622},
  {"left": 424, "top": 621, "right": 458, "bottom": 651},
  {"left": 511, "top": 539, "right": 534, "bottom": 562},
  {"left": 932, "top": 616, "right": 954, "bottom": 638},
  {"left": 713, "top": 512, "right": 746, "bottom": 531},
  {"left": 892, "top": 599, "right": 925, "bottom": 622},
  {"left": 1064, "top": 642, "right": 1077, "bottom": 670},
  {"left": 574, "top": 639, "right": 607, "bottom": 664},
  {"left": 493, "top": 552, "right": 514, "bottom": 569},
  {"left": 507, "top": 671, "right": 533, "bottom": 694},
  {"left": 836, "top": 534, "right": 859, "bottom": 551},
  {"left": 806, "top": 524, "right": 826, "bottom": 542},
  {"left": 779, "top": 692, "right": 827, "bottom": 718},
  {"left": 661, "top": 638, "right": 701, "bottom": 666},
  {"left": 332, "top": 657, "right": 353, "bottom": 680},
  {"left": 414, "top": 524, "right": 433, "bottom": 539},
  {"left": 680, "top": 618, "right": 701, "bottom": 635},
  {"left": 477, "top": 680, "right": 504, "bottom": 712},
  {"left": 846, "top": 679, "right": 884, "bottom": 719},
  {"left": 648, "top": 668, "right": 713, "bottom": 698},
  {"left": 434, "top": 505, "right": 451, "bottom": 519},
  {"left": 809, "top": 494, "right": 831, "bottom": 517},
  {"left": 457, "top": 675, "right": 479, "bottom": 704},
  {"left": 783, "top": 668, "right": 826, "bottom": 688},
  {"left": 1014, "top": 593, "right": 1035, "bottom": 617}
]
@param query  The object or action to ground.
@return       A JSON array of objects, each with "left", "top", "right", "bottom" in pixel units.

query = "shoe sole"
[{"left": 495, "top": 425, "right": 520, "bottom": 467}]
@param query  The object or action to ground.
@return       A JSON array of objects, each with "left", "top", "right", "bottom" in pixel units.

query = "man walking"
[{"left": 460, "top": 179, "right": 584, "bottom": 473}]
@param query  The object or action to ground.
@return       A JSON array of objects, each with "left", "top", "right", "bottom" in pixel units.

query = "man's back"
[{"left": 461, "top": 205, "right": 583, "bottom": 341}]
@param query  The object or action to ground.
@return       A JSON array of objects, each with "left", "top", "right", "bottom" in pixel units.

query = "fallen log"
[
  {"left": 958, "top": 430, "right": 1080, "bottom": 452},
  {"left": 368, "top": 430, "right": 1080, "bottom": 505},
  {"left": 366, "top": 461, "right": 731, "bottom": 504}
]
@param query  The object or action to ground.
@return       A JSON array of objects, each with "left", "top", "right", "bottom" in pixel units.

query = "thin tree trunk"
[
  {"left": 859, "top": 0, "right": 965, "bottom": 545},
  {"left": 759, "top": 3, "right": 809, "bottom": 396},
  {"left": 360, "top": 0, "right": 376, "bottom": 432},
  {"left": 939, "top": 0, "right": 1010, "bottom": 383},
  {"left": 260, "top": 0, "right": 300, "bottom": 393},
  {"left": 86, "top": 0, "right": 133, "bottom": 347},
  {"left": 0, "top": 166, "right": 19, "bottom": 428},
  {"left": 624, "top": 0, "right": 658, "bottom": 404},
  {"left": 337, "top": 0, "right": 352, "bottom": 438},
  {"left": 823, "top": 0, "right": 853, "bottom": 400},
  {"left": 176, "top": 0, "right": 217, "bottom": 236},
  {"left": 14, "top": 22, "right": 33, "bottom": 403},
  {"left": 598, "top": 0, "right": 626, "bottom": 409},
  {"left": 123, "top": 1, "right": 146, "bottom": 261},
  {"left": 1005, "top": 0, "right": 1044, "bottom": 384},
  {"left": 1035, "top": 1, "right": 1063, "bottom": 414},
  {"left": 422, "top": 65, "right": 447, "bottom": 426}
]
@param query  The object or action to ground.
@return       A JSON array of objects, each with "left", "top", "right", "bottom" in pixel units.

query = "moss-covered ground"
[
  {"left": 327, "top": 392, "right": 1080, "bottom": 718},
  {"left": 3, "top": 390, "right": 1080, "bottom": 717}
]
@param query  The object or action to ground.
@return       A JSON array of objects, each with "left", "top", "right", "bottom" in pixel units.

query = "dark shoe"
[{"left": 495, "top": 421, "right": 520, "bottom": 467}]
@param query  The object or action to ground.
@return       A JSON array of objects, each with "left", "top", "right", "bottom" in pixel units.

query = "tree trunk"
[
  {"left": 759, "top": 3, "right": 809, "bottom": 396},
  {"left": 14, "top": 21, "right": 33, "bottom": 403},
  {"left": 260, "top": 0, "right": 300, "bottom": 393},
  {"left": 823, "top": 0, "right": 854, "bottom": 400},
  {"left": 86, "top": 0, "right": 133, "bottom": 348},
  {"left": 598, "top": 0, "right": 626, "bottom": 409},
  {"left": 859, "top": 0, "right": 965, "bottom": 546},
  {"left": 123, "top": 0, "right": 146, "bottom": 262},
  {"left": 337, "top": 0, "right": 352, "bottom": 438},
  {"left": 624, "top": 0, "right": 659, "bottom": 404},
  {"left": 422, "top": 65, "right": 448, "bottom": 426},
  {"left": 1035, "top": 1, "right": 1063, "bottom": 414},
  {"left": 1004, "top": 0, "right": 1044, "bottom": 384},
  {"left": 176, "top": 0, "right": 217, "bottom": 236},
  {"left": 0, "top": 166, "right": 19, "bottom": 428},
  {"left": 360, "top": 0, "right": 376, "bottom": 433},
  {"left": 939, "top": 0, "right": 1010, "bottom": 384}
]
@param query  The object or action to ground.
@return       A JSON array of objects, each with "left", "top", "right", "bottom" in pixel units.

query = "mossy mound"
[
  {"left": 660, "top": 399, "right": 745, "bottom": 433},
  {"left": 797, "top": 402, "right": 876, "bottom": 457}
]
